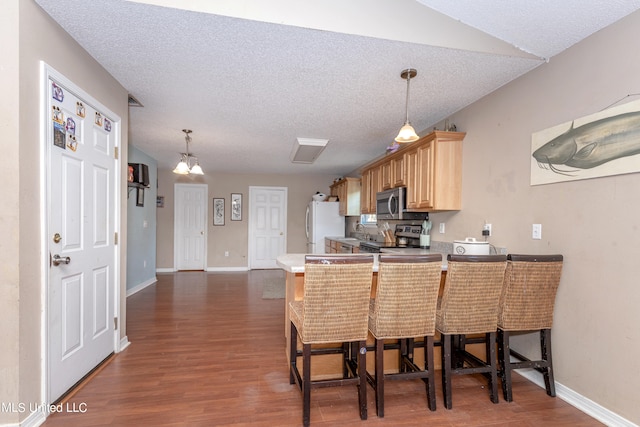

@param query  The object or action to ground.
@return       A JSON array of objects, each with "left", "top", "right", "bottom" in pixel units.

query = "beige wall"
[
  {"left": 0, "top": 1, "right": 129, "bottom": 424},
  {"left": 156, "top": 169, "right": 336, "bottom": 269},
  {"left": 428, "top": 11, "right": 640, "bottom": 424},
  {"left": 0, "top": 1, "right": 20, "bottom": 425}
]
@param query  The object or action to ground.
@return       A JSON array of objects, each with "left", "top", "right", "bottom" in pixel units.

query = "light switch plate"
[{"left": 532, "top": 224, "right": 542, "bottom": 240}]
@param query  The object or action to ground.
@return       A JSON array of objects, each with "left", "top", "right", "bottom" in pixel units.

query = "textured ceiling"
[{"left": 34, "top": 0, "right": 640, "bottom": 176}]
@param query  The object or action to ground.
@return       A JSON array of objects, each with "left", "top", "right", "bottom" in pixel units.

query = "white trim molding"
[
  {"left": 126, "top": 277, "right": 158, "bottom": 297},
  {"left": 515, "top": 369, "right": 637, "bottom": 427}
]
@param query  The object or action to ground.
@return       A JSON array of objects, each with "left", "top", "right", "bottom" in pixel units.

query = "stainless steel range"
[{"left": 358, "top": 224, "right": 424, "bottom": 253}]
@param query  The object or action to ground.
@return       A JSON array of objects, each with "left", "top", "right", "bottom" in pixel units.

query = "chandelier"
[{"left": 172, "top": 129, "right": 204, "bottom": 175}]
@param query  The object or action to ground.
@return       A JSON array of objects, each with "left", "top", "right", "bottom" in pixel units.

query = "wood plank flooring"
[{"left": 43, "top": 270, "right": 603, "bottom": 426}]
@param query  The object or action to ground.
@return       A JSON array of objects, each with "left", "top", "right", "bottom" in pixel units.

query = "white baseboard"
[
  {"left": 126, "top": 277, "right": 157, "bottom": 297},
  {"left": 515, "top": 368, "right": 637, "bottom": 427},
  {"left": 156, "top": 267, "right": 250, "bottom": 273},
  {"left": 2, "top": 409, "right": 46, "bottom": 427},
  {"left": 206, "top": 266, "right": 249, "bottom": 272},
  {"left": 118, "top": 336, "right": 130, "bottom": 352}
]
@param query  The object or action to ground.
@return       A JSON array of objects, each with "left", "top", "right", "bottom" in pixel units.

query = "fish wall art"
[{"left": 531, "top": 98, "right": 640, "bottom": 185}]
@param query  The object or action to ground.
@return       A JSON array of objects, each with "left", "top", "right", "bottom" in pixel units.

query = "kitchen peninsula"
[{"left": 276, "top": 252, "right": 451, "bottom": 375}]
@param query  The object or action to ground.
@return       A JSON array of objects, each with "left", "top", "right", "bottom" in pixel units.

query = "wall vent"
[{"left": 128, "top": 94, "right": 144, "bottom": 107}]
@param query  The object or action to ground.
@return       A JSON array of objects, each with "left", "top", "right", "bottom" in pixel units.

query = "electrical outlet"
[
  {"left": 532, "top": 224, "right": 542, "bottom": 240},
  {"left": 482, "top": 223, "right": 492, "bottom": 237},
  {"left": 224, "top": 251, "right": 229, "bottom": 257},
  {"left": 439, "top": 223, "right": 445, "bottom": 234}
]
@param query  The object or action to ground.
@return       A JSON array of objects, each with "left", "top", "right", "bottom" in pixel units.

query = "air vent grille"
[{"left": 128, "top": 94, "right": 143, "bottom": 107}]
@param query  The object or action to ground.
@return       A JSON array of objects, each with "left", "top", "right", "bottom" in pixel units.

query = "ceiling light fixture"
[
  {"left": 173, "top": 129, "right": 204, "bottom": 175},
  {"left": 395, "top": 68, "right": 420, "bottom": 143}
]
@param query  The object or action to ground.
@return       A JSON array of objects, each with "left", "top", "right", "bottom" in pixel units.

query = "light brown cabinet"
[
  {"left": 359, "top": 131, "right": 465, "bottom": 212},
  {"left": 330, "top": 177, "right": 361, "bottom": 216},
  {"left": 360, "top": 169, "right": 374, "bottom": 214},
  {"left": 392, "top": 156, "right": 405, "bottom": 187}
]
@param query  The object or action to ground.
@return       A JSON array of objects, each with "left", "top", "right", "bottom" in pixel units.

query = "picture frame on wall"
[
  {"left": 231, "top": 193, "right": 242, "bottom": 221},
  {"left": 136, "top": 188, "right": 144, "bottom": 207},
  {"left": 213, "top": 198, "right": 225, "bottom": 225}
]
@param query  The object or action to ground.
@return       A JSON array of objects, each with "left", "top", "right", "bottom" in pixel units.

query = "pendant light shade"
[
  {"left": 395, "top": 68, "right": 420, "bottom": 143},
  {"left": 172, "top": 129, "right": 205, "bottom": 175}
]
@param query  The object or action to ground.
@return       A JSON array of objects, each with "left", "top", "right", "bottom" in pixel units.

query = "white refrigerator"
[{"left": 305, "top": 201, "right": 345, "bottom": 253}]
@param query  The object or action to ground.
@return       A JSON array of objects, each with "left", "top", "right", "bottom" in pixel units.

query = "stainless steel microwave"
[{"left": 376, "top": 187, "right": 429, "bottom": 220}]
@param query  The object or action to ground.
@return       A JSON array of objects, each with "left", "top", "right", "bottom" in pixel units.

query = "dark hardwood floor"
[{"left": 43, "top": 270, "right": 603, "bottom": 426}]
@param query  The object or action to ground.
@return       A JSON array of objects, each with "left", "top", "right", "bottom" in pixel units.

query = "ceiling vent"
[
  {"left": 128, "top": 94, "right": 144, "bottom": 107},
  {"left": 290, "top": 138, "right": 329, "bottom": 164}
]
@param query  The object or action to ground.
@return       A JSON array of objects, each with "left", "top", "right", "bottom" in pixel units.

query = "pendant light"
[
  {"left": 172, "top": 129, "right": 204, "bottom": 175},
  {"left": 394, "top": 68, "right": 420, "bottom": 143}
]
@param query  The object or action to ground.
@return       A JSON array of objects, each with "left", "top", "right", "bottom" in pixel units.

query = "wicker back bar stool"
[
  {"left": 436, "top": 254, "right": 508, "bottom": 409},
  {"left": 497, "top": 254, "right": 564, "bottom": 402},
  {"left": 367, "top": 254, "right": 442, "bottom": 417},
  {"left": 289, "top": 255, "right": 374, "bottom": 427}
]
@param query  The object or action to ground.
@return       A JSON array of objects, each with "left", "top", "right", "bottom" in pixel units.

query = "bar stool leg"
[
  {"left": 374, "top": 338, "right": 384, "bottom": 417},
  {"left": 302, "top": 344, "right": 312, "bottom": 427},
  {"left": 541, "top": 329, "right": 556, "bottom": 397},
  {"left": 487, "top": 332, "right": 499, "bottom": 404},
  {"left": 424, "top": 335, "right": 436, "bottom": 411},
  {"left": 498, "top": 329, "right": 512, "bottom": 401},
  {"left": 290, "top": 322, "right": 298, "bottom": 385},
  {"left": 441, "top": 334, "right": 453, "bottom": 409},
  {"left": 357, "top": 340, "right": 368, "bottom": 421}
]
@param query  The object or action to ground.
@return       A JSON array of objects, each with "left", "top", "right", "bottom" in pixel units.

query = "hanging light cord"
[{"left": 404, "top": 73, "right": 411, "bottom": 124}]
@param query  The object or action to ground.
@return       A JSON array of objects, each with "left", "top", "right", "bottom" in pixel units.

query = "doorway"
[
  {"left": 174, "top": 183, "right": 208, "bottom": 270},
  {"left": 248, "top": 186, "right": 287, "bottom": 269},
  {"left": 43, "top": 64, "right": 120, "bottom": 402}
]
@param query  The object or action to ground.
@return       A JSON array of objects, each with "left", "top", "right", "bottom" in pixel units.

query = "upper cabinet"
[
  {"left": 330, "top": 177, "right": 361, "bottom": 216},
  {"left": 359, "top": 131, "right": 465, "bottom": 213}
]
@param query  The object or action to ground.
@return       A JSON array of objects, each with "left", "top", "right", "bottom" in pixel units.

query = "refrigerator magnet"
[
  {"left": 52, "top": 106, "right": 64, "bottom": 124},
  {"left": 94, "top": 112, "right": 103, "bottom": 127},
  {"left": 53, "top": 122, "right": 65, "bottom": 149},
  {"left": 66, "top": 134, "right": 78, "bottom": 152},
  {"left": 76, "top": 102, "right": 85, "bottom": 118},
  {"left": 52, "top": 82, "right": 64, "bottom": 102},
  {"left": 66, "top": 117, "right": 76, "bottom": 135},
  {"left": 104, "top": 118, "right": 111, "bottom": 132}
]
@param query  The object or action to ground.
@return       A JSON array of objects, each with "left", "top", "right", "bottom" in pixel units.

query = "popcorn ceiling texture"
[{"left": 34, "top": 0, "right": 640, "bottom": 175}]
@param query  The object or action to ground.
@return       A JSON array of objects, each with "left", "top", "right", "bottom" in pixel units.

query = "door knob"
[{"left": 52, "top": 254, "right": 71, "bottom": 266}]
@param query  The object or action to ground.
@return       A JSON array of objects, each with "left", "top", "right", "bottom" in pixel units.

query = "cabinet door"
[
  {"left": 392, "top": 156, "right": 405, "bottom": 187},
  {"left": 370, "top": 166, "right": 381, "bottom": 212},
  {"left": 416, "top": 142, "right": 435, "bottom": 209},
  {"left": 380, "top": 160, "right": 392, "bottom": 190},
  {"left": 360, "top": 169, "right": 372, "bottom": 214},
  {"left": 336, "top": 182, "right": 347, "bottom": 215},
  {"left": 404, "top": 148, "right": 419, "bottom": 209}
]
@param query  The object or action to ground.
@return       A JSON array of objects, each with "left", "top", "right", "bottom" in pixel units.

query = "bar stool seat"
[
  {"left": 367, "top": 254, "right": 442, "bottom": 417},
  {"left": 289, "top": 255, "right": 374, "bottom": 427}
]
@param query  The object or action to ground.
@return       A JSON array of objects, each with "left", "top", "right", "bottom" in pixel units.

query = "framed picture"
[
  {"left": 231, "top": 193, "right": 242, "bottom": 221},
  {"left": 136, "top": 188, "right": 144, "bottom": 207},
  {"left": 213, "top": 198, "right": 225, "bottom": 225}
]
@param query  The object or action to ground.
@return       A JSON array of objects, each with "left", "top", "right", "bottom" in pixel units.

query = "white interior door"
[
  {"left": 46, "top": 69, "right": 118, "bottom": 402},
  {"left": 248, "top": 186, "right": 287, "bottom": 269},
  {"left": 174, "top": 184, "right": 208, "bottom": 270}
]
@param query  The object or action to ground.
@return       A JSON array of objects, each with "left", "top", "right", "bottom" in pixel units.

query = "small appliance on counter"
[
  {"left": 420, "top": 220, "right": 432, "bottom": 248},
  {"left": 453, "top": 237, "right": 490, "bottom": 255}
]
